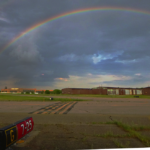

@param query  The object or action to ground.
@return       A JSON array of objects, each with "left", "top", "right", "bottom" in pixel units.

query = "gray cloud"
[
  {"left": 0, "top": 0, "right": 150, "bottom": 89},
  {"left": 101, "top": 74, "right": 149, "bottom": 88}
]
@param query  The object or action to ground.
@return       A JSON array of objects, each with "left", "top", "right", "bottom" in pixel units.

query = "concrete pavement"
[{"left": 0, "top": 98, "right": 150, "bottom": 126}]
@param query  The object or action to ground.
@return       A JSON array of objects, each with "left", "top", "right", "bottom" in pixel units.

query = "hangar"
[{"left": 62, "top": 86, "right": 150, "bottom": 95}]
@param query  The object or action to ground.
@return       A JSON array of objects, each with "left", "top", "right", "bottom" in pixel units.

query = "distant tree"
[
  {"left": 52, "top": 89, "right": 62, "bottom": 94},
  {"left": 5, "top": 86, "right": 7, "bottom": 89},
  {"left": 45, "top": 90, "right": 50, "bottom": 94},
  {"left": 26, "top": 91, "right": 30, "bottom": 94},
  {"left": 41, "top": 91, "right": 44, "bottom": 94}
]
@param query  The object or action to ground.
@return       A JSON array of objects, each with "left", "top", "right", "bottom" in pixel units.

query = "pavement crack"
[{"left": 109, "top": 116, "right": 114, "bottom": 121}]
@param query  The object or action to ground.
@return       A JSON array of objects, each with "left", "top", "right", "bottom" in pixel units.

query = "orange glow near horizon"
[{"left": 55, "top": 78, "right": 68, "bottom": 81}]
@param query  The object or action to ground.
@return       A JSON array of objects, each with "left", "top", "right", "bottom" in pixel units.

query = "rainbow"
[{"left": 1, "top": 7, "right": 150, "bottom": 53}]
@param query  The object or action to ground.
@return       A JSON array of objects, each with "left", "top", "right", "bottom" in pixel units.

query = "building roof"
[
  {"left": 62, "top": 87, "right": 143, "bottom": 90},
  {"left": 143, "top": 87, "right": 150, "bottom": 89},
  {"left": 73, "top": 88, "right": 92, "bottom": 89}
]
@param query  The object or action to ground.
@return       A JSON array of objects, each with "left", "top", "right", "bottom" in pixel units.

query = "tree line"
[
  {"left": 21, "top": 89, "right": 62, "bottom": 94},
  {"left": 44, "top": 89, "right": 61, "bottom": 94}
]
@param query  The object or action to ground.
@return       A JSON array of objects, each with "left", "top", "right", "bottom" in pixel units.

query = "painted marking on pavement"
[
  {"left": 29, "top": 102, "right": 77, "bottom": 114},
  {"left": 50, "top": 103, "right": 71, "bottom": 114},
  {"left": 59, "top": 102, "right": 76, "bottom": 114}
]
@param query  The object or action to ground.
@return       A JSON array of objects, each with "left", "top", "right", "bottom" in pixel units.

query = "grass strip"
[
  {"left": 130, "top": 126, "right": 150, "bottom": 131},
  {"left": 1, "top": 93, "right": 150, "bottom": 99},
  {"left": 91, "top": 121, "right": 150, "bottom": 147},
  {"left": 94, "top": 131, "right": 132, "bottom": 138},
  {"left": 92, "top": 121, "right": 150, "bottom": 131},
  {"left": 112, "top": 139, "right": 130, "bottom": 148},
  {"left": 128, "top": 130, "right": 150, "bottom": 147},
  {"left": 92, "top": 121, "right": 115, "bottom": 125},
  {"left": 0, "top": 95, "right": 86, "bottom": 101},
  {"left": 50, "top": 94, "right": 150, "bottom": 99},
  {"left": 114, "top": 121, "right": 150, "bottom": 147}
]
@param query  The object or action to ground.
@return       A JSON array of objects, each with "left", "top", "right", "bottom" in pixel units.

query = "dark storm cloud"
[{"left": 0, "top": 0, "right": 150, "bottom": 89}]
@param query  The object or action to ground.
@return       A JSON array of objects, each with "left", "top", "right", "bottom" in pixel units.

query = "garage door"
[
  {"left": 107, "top": 89, "right": 116, "bottom": 95},
  {"left": 125, "top": 89, "right": 130, "bottom": 95},
  {"left": 137, "top": 90, "right": 142, "bottom": 95}
]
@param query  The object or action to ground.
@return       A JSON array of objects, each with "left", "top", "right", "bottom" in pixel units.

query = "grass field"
[
  {"left": 0, "top": 94, "right": 87, "bottom": 101},
  {"left": 49, "top": 94, "right": 150, "bottom": 99},
  {"left": 0, "top": 93, "right": 150, "bottom": 100},
  {"left": 2, "top": 93, "right": 150, "bottom": 99}
]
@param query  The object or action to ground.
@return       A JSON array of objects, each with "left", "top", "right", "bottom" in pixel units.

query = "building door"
[
  {"left": 125, "top": 89, "right": 130, "bottom": 95},
  {"left": 137, "top": 90, "right": 142, "bottom": 95}
]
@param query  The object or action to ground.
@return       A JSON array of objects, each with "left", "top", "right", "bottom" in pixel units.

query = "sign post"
[{"left": 0, "top": 117, "right": 34, "bottom": 150}]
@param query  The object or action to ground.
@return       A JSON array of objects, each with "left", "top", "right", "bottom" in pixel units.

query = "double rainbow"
[{"left": 1, "top": 7, "right": 150, "bottom": 53}]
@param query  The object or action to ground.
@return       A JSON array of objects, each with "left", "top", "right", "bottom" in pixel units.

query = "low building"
[
  {"left": 62, "top": 87, "right": 145, "bottom": 95},
  {"left": 62, "top": 88, "right": 107, "bottom": 95},
  {"left": 1, "top": 88, "right": 53, "bottom": 94},
  {"left": 142, "top": 87, "right": 150, "bottom": 95},
  {"left": 35, "top": 90, "right": 45, "bottom": 94}
]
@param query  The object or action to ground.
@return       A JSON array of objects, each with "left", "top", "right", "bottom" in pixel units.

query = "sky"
[{"left": 0, "top": 0, "right": 150, "bottom": 90}]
